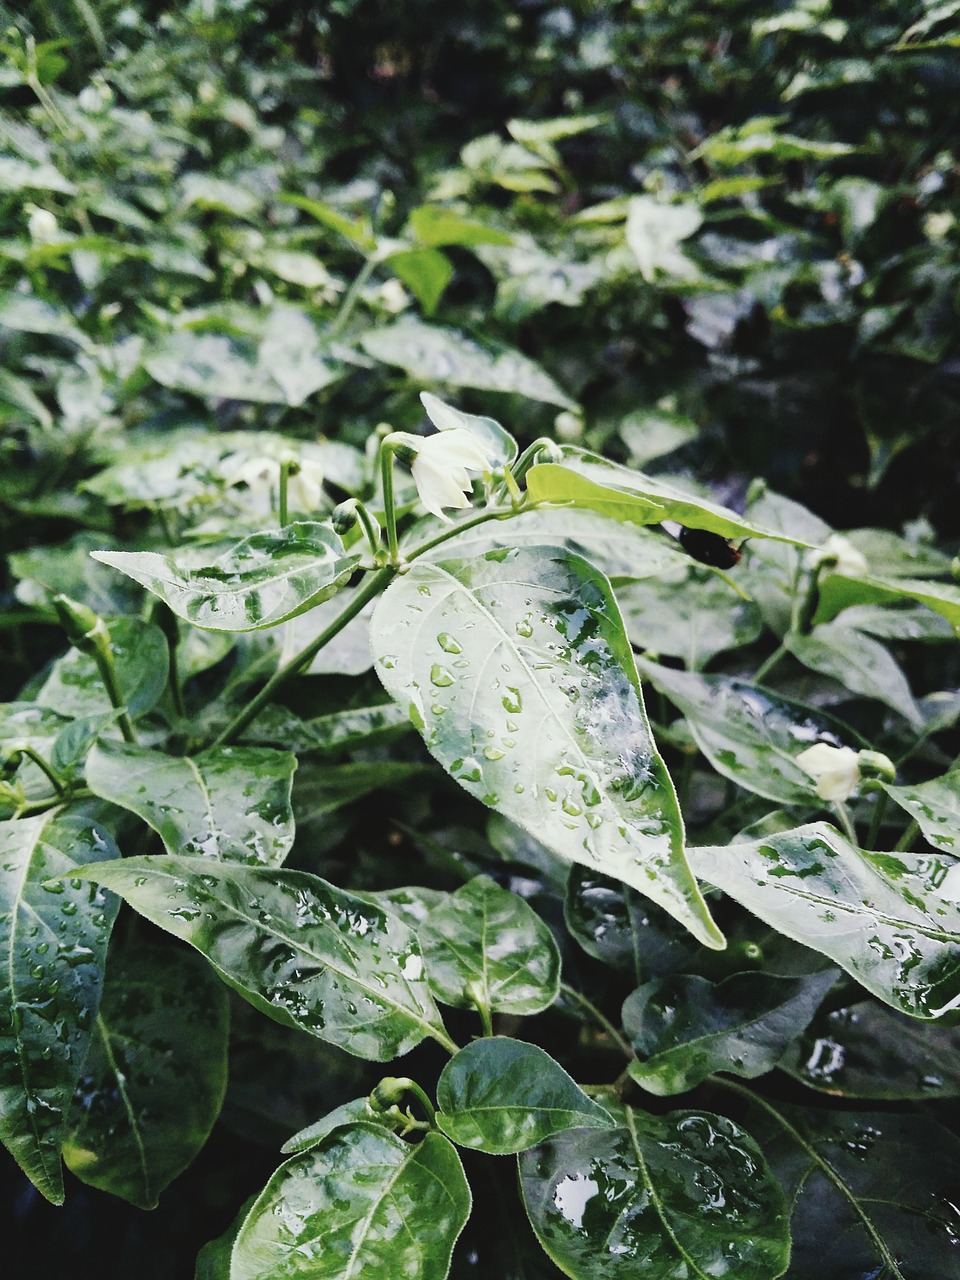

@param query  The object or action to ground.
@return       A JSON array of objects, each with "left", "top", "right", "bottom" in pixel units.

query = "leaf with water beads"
[
  {"left": 371, "top": 546, "right": 723, "bottom": 949},
  {"left": 69, "top": 856, "right": 450, "bottom": 1061},
  {"left": 519, "top": 1105, "right": 790, "bottom": 1279},
  {"left": 86, "top": 740, "right": 297, "bottom": 866},
  {"left": 0, "top": 809, "right": 120, "bottom": 1204}
]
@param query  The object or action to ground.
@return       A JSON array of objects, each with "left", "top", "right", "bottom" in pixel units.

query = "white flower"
[
  {"left": 26, "top": 205, "right": 58, "bottom": 243},
  {"left": 409, "top": 429, "right": 495, "bottom": 522},
  {"left": 222, "top": 454, "right": 324, "bottom": 514},
  {"left": 807, "top": 533, "right": 868, "bottom": 579},
  {"left": 796, "top": 742, "right": 861, "bottom": 802}
]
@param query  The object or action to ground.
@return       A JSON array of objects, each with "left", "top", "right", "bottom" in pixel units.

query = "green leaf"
[
  {"left": 293, "top": 760, "right": 432, "bottom": 823},
  {"left": 71, "top": 857, "right": 449, "bottom": 1061},
  {"left": 637, "top": 659, "right": 863, "bottom": 805},
  {"left": 9, "top": 532, "right": 141, "bottom": 615},
  {"left": 85, "top": 740, "right": 297, "bottom": 865},
  {"left": 408, "top": 205, "right": 513, "bottom": 248},
  {"left": 62, "top": 943, "right": 229, "bottom": 1209},
  {"left": 0, "top": 292, "right": 92, "bottom": 348},
  {"left": 617, "top": 570, "right": 763, "bottom": 667},
  {"left": 693, "top": 116, "right": 855, "bottom": 164},
  {"left": 0, "top": 156, "right": 76, "bottom": 194},
  {"left": 690, "top": 822, "right": 960, "bottom": 1018},
  {"left": 36, "top": 616, "right": 169, "bottom": 720},
  {"left": 625, "top": 196, "right": 702, "bottom": 283},
  {"left": 359, "top": 317, "right": 576, "bottom": 409},
  {"left": 371, "top": 547, "right": 723, "bottom": 949},
  {"left": 748, "top": 1104, "right": 960, "bottom": 1280},
  {"left": 528, "top": 448, "right": 813, "bottom": 544},
  {"left": 243, "top": 701, "right": 410, "bottom": 756},
  {"left": 881, "top": 767, "right": 960, "bottom": 854},
  {"left": 0, "top": 809, "right": 120, "bottom": 1204},
  {"left": 780, "top": 998, "right": 960, "bottom": 1099},
  {"left": 814, "top": 571, "right": 960, "bottom": 631},
  {"left": 384, "top": 247, "right": 453, "bottom": 315},
  {"left": 420, "top": 390, "right": 518, "bottom": 469},
  {"left": 519, "top": 1106, "right": 790, "bottom": 1280},
  {"left": 144, "top": 330, "right": 342, "bottom": 406},
  {"left": 231, "top": 1126, "right": 471, "bottom": 1280},
  {"left": 785, "top": 623, "right": 923, "bottom": 726},
  {"left": 436, "top": 1037, "right": 614, "bottom": 1154},
  {"left": 281, "top": 194, "right": 376, "bottom": 251},
  {"left": 624, "top": 969, "right": 837, "bottom": 1096},
  {"left": 419, "top": 875, "right": 560, "bottom": 1014},
  {"left": 91, "top": 523, "right": 360, "bottom": 632},
  {"left": 564, "top": 867, "right": 699, "bottom": 980},
  {"left": 280, "top": 1097, "right": 392, "bottom": 1155}
]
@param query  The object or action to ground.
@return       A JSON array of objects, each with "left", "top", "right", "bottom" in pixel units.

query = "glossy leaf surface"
[
  {"left": 73, "top": 857, "right": 448, "bottom": 1060},
  {"left": 638, "top": 659, "right": 862, "bottom": 805},
  {"left": 244, "top": 701, "right": 409, "bottom": 756},
  {"left": 419, "top": 875, "right": 560, "bottom": 1014},
  {"left": 616, "top": 570, "right": 763, "bottom": 667},
  {"left": 280, "top": 1097, "right": 391, "bottom": 1155},
  {"left": 751, "top": 1105, "right": 960, "bottom": 1280},
  {"left": 92, "top": 523, "right": 359, "bottom": 632},
  {"left": 624, "top": 969, "right": 837, "bottom": 1095},
  {"left": 436, "top": 1037, "right": 614, "bottom": 1154},
  {"left": 231, "top": 1126, "right": 471, "bottom": 1280},
  {"left": 371, "top": 547, "right": 722, "bottom": 949},
  {"left": 690, "top": 822, "right": 960, "bottom": 1017},
  {"left": 881, "top": 767, "right": 960, "bottom": 853},
  {"left": 0, "top": 810, "right": 120, "bottom": 1204},
  {"left": 36, "top": 616, "right": 169, "bottom": 721},
  {"left": 785, "top": 623, "right": 922, "bottom": 726},
  {"left": 86, "top": 740, "right": 297, "bottom": 865},
  {"left": 814, "top": 569, "right": 960, "bottom": 630},
  {"left": 779, "top": 999, "right": 960, "bottom": 1098},
  {"left": 62, "top": 943, "right": 229, "bottom": 1208},
  {"left": 519, "top": 1106, "right": 790, "bottom": 1279}
]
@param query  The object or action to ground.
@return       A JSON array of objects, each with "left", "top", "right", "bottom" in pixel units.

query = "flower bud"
[{"left": 796, "top": 742, "right": 861, "bottom": 802}]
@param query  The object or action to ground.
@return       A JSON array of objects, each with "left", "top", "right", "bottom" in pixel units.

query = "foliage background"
[{"left": 2, "top": 0, "right": 960, "bottom": 1275}]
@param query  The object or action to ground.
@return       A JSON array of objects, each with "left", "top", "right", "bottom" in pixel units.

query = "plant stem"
[
  {"left": 380, "top": 441, "right": 400, "bottom": 565},
  {"left": 865, "top": 789, "right": 888, "bottom": 851},
  {"left": 353, "top": 501, "right": 383, "bottom": 559},
  {"left": 328, "top": 256, "right": 376, "bottom": 338},
  {"left": 714, "top": 1078, "right": 907, "bottom": 1280},
  {"left": 895, "top": 819, "right": 919, "bottom": 852},
  {"left": 209, "top": 565, "right": 395, "bottom": 748},
  {"left": 15, "top": 746, "right": 65, "bottom": 797},
  {"left": 404, "top": 504, "right": 517, "bottom": 562},
  {"left": 833, "top": 800, "right": 858, "bottom": 846},
  {"left": 560, "top": 981, "right": 634, "bottom": 1060},
  {"left": 278, "top": 459, "right": 292, "bottom": 527},
  {"left": 754, "top": 642, "right": 788, "bottom": 685},
  {"left": 510, "top": 437, "right": 557, "bottom": 487}
]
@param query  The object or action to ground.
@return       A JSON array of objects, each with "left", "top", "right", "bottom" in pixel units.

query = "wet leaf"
[
  {"left": 293, "top": 759, "right": 431, "bottom": 822},
  {"left": 359, "top": 317, "right": 576, "bottom": 409},
  {"left": 280, "top": 1096, "right": 392, "bottom": 1155},
  {"left": 86, "top": 740, "right": 296, "bottom": 865},
  {"left": 617, "top": 570, "right": 763, "bottom": 667},
  {"left": 36, "top": 616, "right": 169, "bottom": 721},
  {"left": 371, "top": 546, "right": 723, "bottom": 949},
  {"left": 748, "top": 1104, "right": 960, "bottom": 1280},
  {"left": 92, "top": 523, "right": 360, "bottom": 632},
  {"left": 419, "top": 875, "right": 560, "bottom": 1014},
  {"left": 519, "top": 1105, "right": 790, "bottom": 1279},
  {"left": 436, "top": 1037, "right": 614, "bottom": 1154},
  {"left": 881, "top": 767, "right": 960, "bottom": 854},
  {"left": 62, "top": 943, "right": 229, "bottom": 1208},
  {"left": 690, "top": 822, "right": 960, "bottom": 1018},
  {"left": 71, "top": 856, "right": 449, "bottom": 1060},
  {"left": 243, "top": 700, "right": 409, "bottom": 756},
  {"left": 528, "top": 449, "right": 812, "bottom": 544},
  {"left": 637, "top": 659, "right": 862, "bottom": 805},
  {"left": 624, "top": 969, "right": 837, "bottom": 1096},
  {"left": 780, "top": 998, "right": 960, "bottom": 1098},
  {"left": 231, "top": 1126, "right": 470, "bottom": 1280},
  {"left": 0, "top": 809, "right": 120, "bottom": 1204},
  {"left": 785, "top": 622, "right": 922, "bottom": 726}
]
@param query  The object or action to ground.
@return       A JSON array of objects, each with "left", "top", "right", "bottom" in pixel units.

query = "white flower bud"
[
  {"left": 807, "top": 533, "right": 868, "bottom": 579},
  {"left": 26, "top": 205, "right": 58, "bottom": 243},
  {"left": 408, "top": 429, "right": 496, "bottom": 522},
  {"left": 796, "top": 742, "right": 861, "bottom": 802}
]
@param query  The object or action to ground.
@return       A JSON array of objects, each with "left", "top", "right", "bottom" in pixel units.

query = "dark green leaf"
[
  {"left": 280, "top": 1097, "right": 391, "bottom": 1155},
  {"left": 624, "top": 969, "right": 837, "bottom": 1095},
  {"left": 243, "top": 701, "right": 410, "bottom": 756},
  {"left": 436, "top": 1037, "right": 614, "bottom": 1154},
  {"left": 881, "top": 767, "right": 960, "bottom": 854},
  {"left": 86, "top": 740, "right": 296, "bottom": 865},
  {"left": 36, "top": 616, "right": 169, "bottom": 721},
  {"left": 785, "top": 623, "right": 922, "bottom": 726},
  {"left": 419, "top": 875, "right": 560, "bottom": 1014},
  {"left": 519, "top": 1106, "right": 790, "bottom": 1279},
  {"left": 71, "top": 857, "right": 450, "bottom": 1060},
  {"left": 616, "top": 570, "right": 763, "bottom": 667},
  {"left": 62, "top": 943, "right": 229, "bottom": 1208},
  {"left": 231, "top": 1126, "right": 471, "bottom": 1280},
  {"left": 690, "top": 822, "right": 960, "bottom": 1018},
  {"left": 371, "top": 547, "right": 723, "bottom": 949},
  {"left": 92, "top": 523, "right": 360, "bottom": 632},
  {"left": 0, "top": 809, "right": 120, "bottom": 1204}
]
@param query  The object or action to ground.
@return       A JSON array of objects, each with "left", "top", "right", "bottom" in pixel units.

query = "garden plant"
[{"left": 2, "top": 3, "right": 960, "bottom": 1278}]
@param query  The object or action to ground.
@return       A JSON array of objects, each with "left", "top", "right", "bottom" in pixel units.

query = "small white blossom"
[
  {"left": 222, "top": 454, "right": 324, "bottom": 514},
  {"left": 26, "top": 205, "right": 58, "bottom": 243},
  {"left": 796, "top": 742, "right": 861, "bottom": 802},
  {"left": 807, "top": 533, "right": 868, "bottom": 579},
  {"left": 409, "top": 429, "right": 495, "bottom": 522}
]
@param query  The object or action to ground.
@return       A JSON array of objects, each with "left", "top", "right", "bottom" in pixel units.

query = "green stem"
[
  {"left": 13, "top": 746, "right": 65, "bottom": 796},
  {"left": 88, "top": 637, "right": 137, "bottom": 744},
  {"left": 510, "top": 437, "right": 557, "bottom": 487},
  {"left": 754, "top": 642, "right": 788, "bottom": 685},
  {"left": 278, "top": 459, "right": 292, "bottom": 527},
  {"left": 833, "top": 800, "right": 858, "bottom": 846},
  {"left": 465, "top": 980, "right": 494, "bottom": 1037},
  {"left": 353, "top": 501, "right": 383, "bottom": 559},
  {"left": 404, "top": 504, "right": 517, "bottom": 563},
  {"left": 865, "top": 789, "right": 889, "bottom": 851},
  {"left": 380, "top": 441, "right": 400, "bottom": 566},
  {"left": 209, "top": 566, "right": 395, "bottom": 748},
  {"left": 560, "top": 981, "right": 634, "bottom": 1060},
  {"left": 895, "top": 819, "right": 919, "bottom": 852},
  {"left": 714, "top": 1078, "right": 907, "bottom": 1280},
  {"left": 329, "top": 256, "right": 377, "bottom": 338}
]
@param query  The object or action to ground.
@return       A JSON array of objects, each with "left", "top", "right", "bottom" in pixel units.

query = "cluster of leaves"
[{"left": 3, "top": 2, "right": 960, "bottom": 1278}]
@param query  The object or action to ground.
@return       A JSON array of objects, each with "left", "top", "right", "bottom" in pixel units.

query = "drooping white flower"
[
  {"left": 222, "top": 454, "right": 324, "bottom": 514},
  {"left": 26, "top": 205, "right": 58, "bottom": 243},
  {"left": 409, "top": 429, "right": 495, "bottom": 521},
  {"left": 807, "top": 533, "right": 868, "bottom": 579},
  {"left": 796, "top": 742, "right": 861, "bottom": 802}
]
